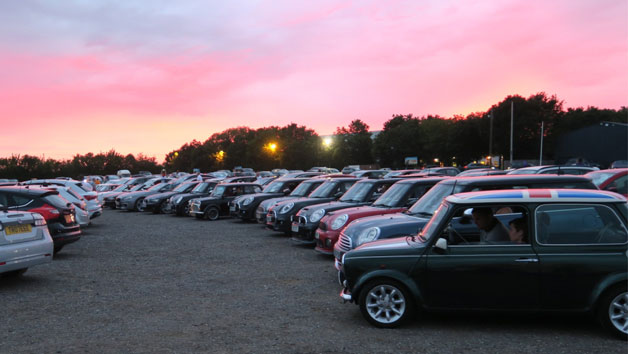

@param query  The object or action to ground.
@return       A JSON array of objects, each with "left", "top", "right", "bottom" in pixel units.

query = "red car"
[
  {"left": 314, "top": 177, "right": 447, "bottom": 255},
  {"left": 586, "top": 168, "right": 628, "bottom": 197}
]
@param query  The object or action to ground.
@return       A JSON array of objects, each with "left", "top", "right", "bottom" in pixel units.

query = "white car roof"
[{"left": 447, "top": 189, "right": 626, "bottom": 204}]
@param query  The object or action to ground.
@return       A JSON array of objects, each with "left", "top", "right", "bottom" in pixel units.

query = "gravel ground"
[{"left": 0, "top": 210, "right": 625, "bottom": 353}]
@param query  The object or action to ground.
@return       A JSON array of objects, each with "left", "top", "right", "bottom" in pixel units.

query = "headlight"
[
  {"left": 331, "top": 214, "right": 349, "bottom": 230},
  {"left": 356, "top": 227, "right": 380, "bottom": 246},
  {"left": 173, "top": 196, "right": 183, "bottom": 204},
  {"left": 242, "top": 196, "right": 254, "bottom": 206},
  {"left": 309, "top": 209, "right": 325, "bottom": 223},
  {"left": 280, "top": 202, "right": 294, "bottom": 214}
]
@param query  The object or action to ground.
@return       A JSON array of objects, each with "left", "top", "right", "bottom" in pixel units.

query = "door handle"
[{"left": 515, "top": 258, "right": 539, "bottom": 263}]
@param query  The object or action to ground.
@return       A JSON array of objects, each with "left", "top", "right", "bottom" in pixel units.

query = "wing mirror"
[{"left": 434, "top": 238, "right": 448, "bottom": 253}]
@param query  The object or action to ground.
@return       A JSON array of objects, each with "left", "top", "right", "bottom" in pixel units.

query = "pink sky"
[{"left": 0, "top": 0, "right": 626, "bottom": 162}]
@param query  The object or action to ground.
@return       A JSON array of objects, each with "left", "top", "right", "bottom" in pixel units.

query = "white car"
[{"left": 0, "top": 209, "right": 54, "bottom": 276}]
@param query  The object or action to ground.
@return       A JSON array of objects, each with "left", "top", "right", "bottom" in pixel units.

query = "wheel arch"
[
  {"left": 353, "top": 270, "right": 423, "bottom": 307},
  {"left": 590, "top": 272, "right": 628, "bottom": 311}
]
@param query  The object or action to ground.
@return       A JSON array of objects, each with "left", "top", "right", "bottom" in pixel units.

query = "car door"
[
  {"left": 422, "top": 205, "right": 540, "bottom": 310},
  {"left": 534, "top": 203, "right": 628, "bottom": 310}
]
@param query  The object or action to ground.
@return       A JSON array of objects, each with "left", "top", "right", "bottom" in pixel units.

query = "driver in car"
[{"left": 471, "top": 207, "right": 510, "bottom": 243}]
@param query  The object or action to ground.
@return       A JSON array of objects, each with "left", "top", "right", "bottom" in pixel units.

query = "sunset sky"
[{"left": 0, "top": 0, "right": 626, "bottom": 162}]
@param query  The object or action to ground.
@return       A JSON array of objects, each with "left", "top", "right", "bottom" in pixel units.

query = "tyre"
[
  {"left": 597, "top": 284, "right": 628, "bottom": 340},
  {"left": 204, "top": 207, "right": 220, "bottom": 221},
  {"left": 358, "top": 279, "right": 415, "bottom": 328},
  {"left": 159, "top": 201, "right": 169, "bottom": 214},
  {"left": 53, "top": 245, "right": 64, "bottom": 254},
  {"left": 3, "top": 268, "right": 28, "bottom": 277},
  {"left": 135, "top": 198, "right": 145, "bottom": 212}
]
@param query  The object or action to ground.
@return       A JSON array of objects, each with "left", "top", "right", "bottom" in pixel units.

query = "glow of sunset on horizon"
[{"left": 0, "top": 0, "right": 625, "bottom": 162}]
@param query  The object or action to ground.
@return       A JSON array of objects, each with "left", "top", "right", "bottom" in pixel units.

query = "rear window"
[{"left": 44, "top": 194, "right": 70, "bottom": 209}]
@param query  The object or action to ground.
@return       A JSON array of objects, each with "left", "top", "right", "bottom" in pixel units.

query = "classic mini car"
[
  {"left": 0, "top": 186, "right": 80, "bottom": 254},
  {"left": 163, "top": 180, "right": 220, "bottom": 216},
  {"left": 116, "top": 181, "right": 179, "bottom": 211},
  {"left": 587, "top": 169, "right": 628, "bottom": 197},
  {"left": 143, "top": 181, "right": 199, "bottom": 214},
  {"left": 333, "top": 174, "right": 599, "bottom": 267},
  {"left": 314, "top": 177, "right": 447, "bottom": 255},
  {"left": 189, "top": 183, "right": 262, "bottom": 220},
  {"left": 266, "top": 178, "right": 360, "bottom": 234},
  {"left": 0, "top": 209, "right": 54, "bottom": 277},
  {"left": 291, "top": 179, "right": 398, "bottom": 244},
  {"left": 229, "top": 178, "right": 308, "bottom": 221},
  {"left": 255, "top": 179, "right": 326, "bottom": 223},
  {"left": 338, "top": 189, "right": 628, "bottom": 339}
]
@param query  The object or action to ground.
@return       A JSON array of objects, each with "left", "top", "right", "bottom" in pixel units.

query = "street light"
[{"left": 322, "top": 137, "right": 332, "bottom": 148}]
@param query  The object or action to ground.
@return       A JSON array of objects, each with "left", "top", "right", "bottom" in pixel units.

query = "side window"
[
  {"left": 0, "top": 193, "right": 7, "bottom": 207},
  {"left": 442, "top": 205, "right": 528, "bottom": 246},
  {"left": 11, "top": 194, "right": 32, "bottom": 207},
  {"left": 535, "top": 204, "right": 627, "bottom": 245}
]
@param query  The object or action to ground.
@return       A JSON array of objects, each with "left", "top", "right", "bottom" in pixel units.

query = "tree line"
[{"left": 1, "top": 92, "right": 625, "bottom": 180}]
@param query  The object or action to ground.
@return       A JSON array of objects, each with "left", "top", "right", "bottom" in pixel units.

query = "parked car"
[
  {"left": 420, "top": 167, "right": 460, "bottom": 176},
  {"left": 42, "top": 186, "right": 93, "bottom": 227},
  {"left": 508, "top": 165, "right": 598, "bottom": 175},
  {"left": 382, "top": 169, "right": 423, "bottom": 178},
  {"left": 23, "top": 179, "right": 98, "bottom": 204},
  {"left": 189, "top": 183, "right": 262, "bottom": 220},
  {"left": 586, "top": 169, "right": 628, "bottom": 197},
  {"left": 338, "top": 189, "right": 627, "bottom": 339},
  {"left": 116, "top": 182, "right": 179, "bottom": 211},
  {"left": 456, "top": 169, "right": 507, "bottom": 177},
  {"left": 221, "top": 176, "right": 258, "bottom": 184},
  {"left": 95, "top": 183, "right": 121, "bottom": 192},
  {"left": 610, "top": 160, "right": 628, "bottom": 169},
  {"left": 333, "top": 174, "right": 599, "bottom": 268},
  {"left": 143, "top": 181, "right": 200, "bottom": 214},
  {"left": 352, "top": 170, "right": 389, "bottom": 179},
  {"left": 266, "top": 178, "right": 360, "bottom": 234},
  {"left": 291, "top": 179, "right": 399, "bottom": 244},
  {"left": 229, "top": 178, "right": 309, "bottom": 221},
  {"left": 255, "top": 179, "right": 326, "bottom": 223},
  {"left": 0, "top": 186, "right": 80, "bottom": 254},
  {"left": 163, "top": 180, "right": 220, "bottom": 216},
  {"left": 0, "top": 209, "right": 54, "bottom": 277},
  {"left": 101, "top": 183, "right": 144, "bottom": 208},
  {"left": 314, "top": 177, "right": 448, "bottom": 255}
]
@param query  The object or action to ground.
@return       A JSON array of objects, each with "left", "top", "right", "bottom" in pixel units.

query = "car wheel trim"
[
  {"left": 608, "top": 292, "right": 628, "bottom": 334},
  {"left": 365, "top": 284, "right": 406, "bottom": 324},
  {"left": 206, "top": 207, "right": 219, "bottom": 221},
  {"left": 135, "top": 198, "right": 145, "bottom": 212}
]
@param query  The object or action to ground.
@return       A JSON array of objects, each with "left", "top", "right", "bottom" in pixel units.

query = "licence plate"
[
  {"left": 291, "top": 223, "right": 299, "bottom": 233},
  {"left": 5, "top": 224, "right": 32, "bottom": 236},
  {"left": 230, "top": 205, "right": 236, "bottom": 211},
  {"left": 266, "top": 215, "right": 272, "bottom": 223}
]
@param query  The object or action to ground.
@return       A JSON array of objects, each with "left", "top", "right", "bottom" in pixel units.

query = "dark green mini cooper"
[{"left": 339, "top": 189, "right": 628, "bottom": 338}]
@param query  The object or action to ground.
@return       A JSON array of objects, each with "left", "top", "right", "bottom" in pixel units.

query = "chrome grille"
[{"left": 338, "top": 232, "right": 352, "bottom": 252}]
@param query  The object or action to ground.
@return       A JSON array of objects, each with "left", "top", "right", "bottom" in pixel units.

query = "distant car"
[
  {"left": 382, "top": 169, "right": 423, "bottom": 178},
  {"left": 586, "top": 169, "right": 628, "bottom": 197},
  {"left": 338, "top": 188, "right": 627, "bottom": 339},
  {"left": 0, "top": 209, "right": 54, "bottom": 277},
  {"left": 230, "top": 178, "right": 308, "bottom": 221},
  {"left": 255, "top": 179, "right": 326, "bottom": 223},
  {"left": 189, "top": 183, "right": 262, "bottom": 220},
  {"left": 163, "top": 180, "right": 220, "bottom": 216},
  {"left": 456, "top": 169, "right": 507, "bottom": 177},
  {"left": 342, "top": 165, "right": 361, "bottom": 174},
  {"left": 420, "top": 167, "right": 460, "bottom": 176},
  {"left": 0, "top": 186, "right": 81, "bottom": 254},
  {"left": 507, "top": 165, "right": 598, "bottom": 175},
  {"left": 23, "top": 179, "right": 98, "bottom": 204},
  {"left": 95, "top": 183, "right": 120, "bottom": 192},
  {"left": 116, "top": 182, "right": 178, "bottom": 211},
  {"left": 221, "top": 176, "right": 257, "bottom": 184},
  {"left": 611, "top": 160, "right": 628, "bottom": 169},
  {"left": 143, "top": 181, "right": 200, "bottom": 214},
  {"left": 351, "top": 170, "right": 389, "bottom": 179}
]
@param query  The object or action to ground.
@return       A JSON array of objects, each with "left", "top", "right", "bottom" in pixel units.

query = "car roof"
[
  {"left": 447, "top": 189, "right": 626, "bottom": 204},
  {"left": 394, "top": 176, "right": 450, "bottom": 184},
  {"left": 441, "top": 174, "right": 592, "bottom": 185},
  {"left": 0, "top": 185, "right": 59, "bottom": 197},
  {"left": 218, "top": 183, "right": 260, "bottom": 187}
]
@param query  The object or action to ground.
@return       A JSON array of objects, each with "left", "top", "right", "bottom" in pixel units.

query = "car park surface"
[{"left": 0, "top": 210, "right": 624, "bottom": 353}]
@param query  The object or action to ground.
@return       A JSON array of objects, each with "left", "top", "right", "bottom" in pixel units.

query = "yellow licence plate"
[{"left": 6, "top": 224, "right": 32, "bottom": 236}]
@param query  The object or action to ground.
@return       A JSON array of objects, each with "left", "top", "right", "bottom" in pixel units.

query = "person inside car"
[
  {"left": 508, "top": 217, "right": 528, "bottom": 244},
  {"left": 472, "top": 207, "right": 510, "bottom": 243}
]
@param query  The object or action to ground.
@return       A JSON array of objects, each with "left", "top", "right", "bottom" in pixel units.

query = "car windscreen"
[
  {"left": 371, "top": 183, "right": 412, "bottom": 207},
  {"left": 263, "top": 181, "right": 285, "bottom": 193},
  {"left": 174, "top": 182, "right": 195, "bottom": 193},
  {"left": 192, "top": 182, "right": 213, "bottom": 193},
  {"left": 418, "top": 201, "right": 450, "bottom": 242},
  {"left": 339, "top": 182, "right": 374, "bottom": 202},
  {"left": 309, "top": 182, "right": 337, "bottom": 198},
  {"left": 587, "top": 171, "right": 616, "bottom": 187},
  {"left": 290, "top": 181, "right": 318, "bottom": 196},
  {"left": 407, "top": 182, "right": 456, "bottom": 216},
  {"left": 210, "top": 186, "right": 226, "bottom": 197},
  {"left": 130, "top": 184, "right": 144, "bottom": 191}
]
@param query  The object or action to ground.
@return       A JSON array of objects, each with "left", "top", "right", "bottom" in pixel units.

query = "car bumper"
[
  {"left": 48, "top": 223, "right": 81, "bottom": 247},
  {"left": 88, "top": 207, "right": 102, "bottom": 219},
  {"left": 290, "top": 222, "right": 317, "bottom": 244},
  {"left": 265, "top": 213, "right": 291, "bottom": 233},
  {"left": 0, "top": 237, "right": 53, "bottom": 274},
  {"left": 314, "top": 229, "right": 340, "bottom": 255}
]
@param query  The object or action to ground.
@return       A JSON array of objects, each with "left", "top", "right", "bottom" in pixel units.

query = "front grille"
[{"left": 338, "top": 232, "right": 352, "bottom": 252}]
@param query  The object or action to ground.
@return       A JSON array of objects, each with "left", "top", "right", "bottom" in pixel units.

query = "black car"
[
  {"left": 143, "top": 181, "right": 200, "bottom": 214},
  {"left": 164, "top": 180, "right": 220, "bottom": 216},
  {"left": 333, "top": 174, "right": 599, "bottom": 266},
  {"left": 0, "top": 186, "right": 81, "bottom": 254},
  {"left": 190, "top": 183, "right": 262, "bottom": 220},
  {"left": 229, "top": 178, "right": 309, "bottom": 221},
  {"left": 290, "top": 179, "right": 398, "bottom": 244},
  {"left": 266, "top": 178, "right": 360, "bottom": 234},
  {"left": 255, "top": 179, "right": 327, "bottom": 223}
]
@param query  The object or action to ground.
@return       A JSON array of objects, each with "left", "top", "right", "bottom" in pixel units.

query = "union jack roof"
[{"left": 447, "top": 189, "right": 627, "bottom": 204}]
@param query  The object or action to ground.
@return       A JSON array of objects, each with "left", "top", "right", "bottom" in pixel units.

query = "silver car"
[{"left": 0, "top": 209, "right": 54, "bottom": 276}]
